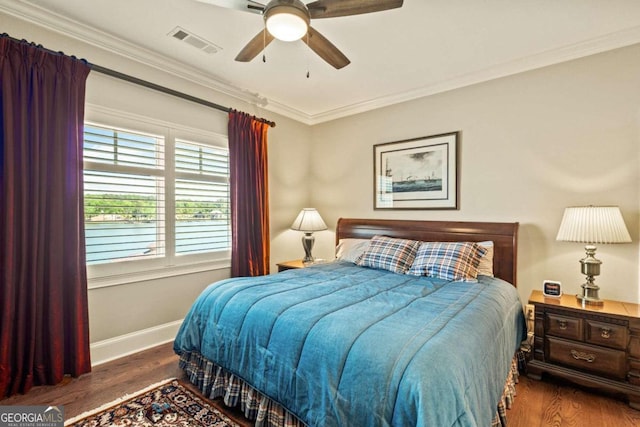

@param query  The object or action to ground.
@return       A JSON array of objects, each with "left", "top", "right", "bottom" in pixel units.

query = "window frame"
[{"left": 84, "top": 106, "right": 231, "bottom": 289}]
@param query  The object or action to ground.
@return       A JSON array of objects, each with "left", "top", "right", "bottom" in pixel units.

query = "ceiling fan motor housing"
[{"left": 264, "top": 0, "right": 310, "bottom": 41}]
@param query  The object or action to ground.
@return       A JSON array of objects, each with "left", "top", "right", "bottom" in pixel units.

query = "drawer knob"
[
  {"left": 558, "top": 320, "right": 568, "bottom": 330},
  {"left": 571, "top": 349, "right": 596, "bottom": 363},
  {"left": 600, "top": 327, "right": 611, "bottom": 339}
]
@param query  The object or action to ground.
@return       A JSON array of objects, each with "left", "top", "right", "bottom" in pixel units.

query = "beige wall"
[
  {"left": 301, "top": 44, "right": 640, "bottom": 305},
  {"left": 3, "top": 13, "right": 312, "bottom": 346},
  {"left": 5, "top": 11, "right": 640, "bottom": 355},
  {"left": 268, "top": 118, "right": 313, "bottom": 268}
]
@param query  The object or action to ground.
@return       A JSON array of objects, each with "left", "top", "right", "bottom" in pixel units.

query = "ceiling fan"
[{"left": 196, "top": 0, "right": 404, "bottom": 69}]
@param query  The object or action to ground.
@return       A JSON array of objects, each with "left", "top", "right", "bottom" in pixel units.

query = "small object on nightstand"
[{"left": 542, "top": 280, "right": 562, "bottom": 298}]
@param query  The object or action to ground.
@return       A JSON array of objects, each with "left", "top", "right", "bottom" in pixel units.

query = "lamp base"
[
  {"left": 301, "top": 233, "right": 315, "bottom": 263},
  {"left": 575, "top": 245, "right": 604, "bottom": 306},
  {"left": 576, "top": 293, "right": 604, "bottom": 306},
  {"left": 575, "top": 278, "right": 604, "bottom": 305}
]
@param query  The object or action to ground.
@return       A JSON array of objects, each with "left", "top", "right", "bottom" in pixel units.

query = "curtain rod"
[
  {"left": 2, "top": 34, "right": 276, "bottom": 128},
  {"left": 91, "top": 64, "right": 275, "bottom": 128}
]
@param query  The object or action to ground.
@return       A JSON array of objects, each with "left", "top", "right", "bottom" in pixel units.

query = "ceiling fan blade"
[
  {"left": 195, "top": 0, "right": 265, "bottom": 14},
  {"left": 303, "top": 26, "right": 350, "bottom": 69},
  {"left": 307, "top": 0, "right": 403, "bottom": 19},
  {"left": 235, "top": 29, "right": 275, "bottom": 62}
]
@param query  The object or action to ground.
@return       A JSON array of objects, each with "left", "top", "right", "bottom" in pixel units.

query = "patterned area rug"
[{"left": 65, "top": 378, "right": 241, "bottom": 427}]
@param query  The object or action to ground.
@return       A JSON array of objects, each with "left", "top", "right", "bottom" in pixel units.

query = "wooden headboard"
[{"left": 336, "top": 218, "right": 519, "bottom": 286}]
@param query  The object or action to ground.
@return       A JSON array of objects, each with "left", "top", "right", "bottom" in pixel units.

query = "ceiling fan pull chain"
[
  {"left": 306, "top": 32, "right": 310, "bottom": 78},
  {"left": 262, "top": 27, "right": 267, "bottom": 63}
]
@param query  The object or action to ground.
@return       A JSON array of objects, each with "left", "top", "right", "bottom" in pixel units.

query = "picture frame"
[{"left": 373, "top": 132, "right": 459, "bottom": 210}]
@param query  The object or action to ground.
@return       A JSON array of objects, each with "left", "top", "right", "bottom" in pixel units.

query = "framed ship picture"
[{"left": 373, "top": 132, "right": 459, "bottom": 210}]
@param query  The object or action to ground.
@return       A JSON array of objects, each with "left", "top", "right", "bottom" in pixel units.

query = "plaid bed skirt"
[{"left": 178, "top": 351, "right": 522, "bottom": 427}]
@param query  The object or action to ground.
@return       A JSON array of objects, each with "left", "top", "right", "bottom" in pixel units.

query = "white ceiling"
[{"left": 3, "top": 0, "right": 640, "bottom": 124}]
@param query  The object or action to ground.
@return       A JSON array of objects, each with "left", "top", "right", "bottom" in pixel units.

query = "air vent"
[{"left": 168, "top": 26, "right": 222, "bottom": 54}]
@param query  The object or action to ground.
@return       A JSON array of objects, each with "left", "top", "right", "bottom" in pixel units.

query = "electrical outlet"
[
  {"left": 525, "top": 304, "right": 535, "bottom": 336},
  {"left": 525, "top": 304, "right": 535, "bottom": 320}
]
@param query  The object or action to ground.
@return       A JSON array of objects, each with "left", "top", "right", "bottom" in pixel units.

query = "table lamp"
[
  {"left": 290, "top": 208, "right": 327, "bottom": 263},
  {"left": 556, "top": 206, "right": 631, "bottom": 305}
]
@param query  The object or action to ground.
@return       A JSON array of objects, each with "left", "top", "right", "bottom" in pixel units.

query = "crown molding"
[
  {"left": 307, "top": 25, "right": 640, "bottom": 125},
  {"left": 3, "top": 1, "right": 640, "bottom": 126},
  {"left": 261, "top": 98, "right": 315, "bottom": 125},
  {"left": 0, "top": 0, "right": 268, "bottom": 108}
]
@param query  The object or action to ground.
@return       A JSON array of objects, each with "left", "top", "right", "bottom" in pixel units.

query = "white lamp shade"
[
  {"left": 291, "top": 208, "right": 327, "bottom": 232},
  {"left": 556, "top": 206, "right": 631, "bottom": 244},
  {"left": 266, "top": 11, "right": 308, "bottom": 41}
]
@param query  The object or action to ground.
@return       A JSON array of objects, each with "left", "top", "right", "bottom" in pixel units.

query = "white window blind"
[
  {"left": 83, "top": 122, "right": 231, "bottom": 272},
  {"left": 83, "top": 124, "right": 165, "bottom": 264},
  {"left": 175, "top": 140, "right": 230, "bottom": 255}
]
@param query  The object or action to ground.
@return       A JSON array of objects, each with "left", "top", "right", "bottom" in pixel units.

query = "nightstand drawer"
[
  {"left": 547, "top": 336, "right": 627, "bottom": 379},
  {"left": 586, "top": 320, "right": 628, "bottom": 350},
  {"left": 546, "top": 313, "right": 583, "bottom": 341}
]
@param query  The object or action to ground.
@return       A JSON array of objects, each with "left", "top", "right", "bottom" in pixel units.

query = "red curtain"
[
  {"left": 228, "top": 110, "right": 270, "bottom": 277},
  {"left": 0, "top": 36, "right": 92, "bottom": 397}
]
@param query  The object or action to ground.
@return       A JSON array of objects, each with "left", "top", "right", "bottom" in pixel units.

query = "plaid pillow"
[
  {"left": 407, "top": 242, "right": 487, "bottom": 282},
  {"left": 356, "top": 235, "right": 420, "bottom": 274}
]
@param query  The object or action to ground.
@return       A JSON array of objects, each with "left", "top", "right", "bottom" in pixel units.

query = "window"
[
  {"left": 84, "top": 125, "right": 165, "bottom": 264},
  {"left": 174, "top": 140, "right": 230, "bottom": 255},
  {"left": 83, "top": 120, "right": 230, "bottom": 281}
]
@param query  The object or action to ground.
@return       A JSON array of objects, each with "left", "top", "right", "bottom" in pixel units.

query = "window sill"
[{"left": 88, "top": 258, "right": 231, "bottom": 289}]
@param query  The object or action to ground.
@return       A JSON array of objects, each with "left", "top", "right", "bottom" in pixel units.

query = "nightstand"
[
  {"left": 277, "top": 259, "right": 330, "bottom": 272},
  {"left": 527, "top": 290, "right": 640, "bottom": 409},
  {"left": 276, "top": 259, "right": 307, "bottom": 272}
]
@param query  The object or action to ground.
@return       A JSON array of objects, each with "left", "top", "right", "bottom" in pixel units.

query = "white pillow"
[
  {"left": 335, "top": 238, "right": 371, "bottom": 263},
  {"left": 477, "top": 241, "right": 494, "bottom": 277}
]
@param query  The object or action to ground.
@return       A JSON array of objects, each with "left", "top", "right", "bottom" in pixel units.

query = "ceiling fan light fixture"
[{"left": 264, "top": 2, "right": 309, "bottom": 42}]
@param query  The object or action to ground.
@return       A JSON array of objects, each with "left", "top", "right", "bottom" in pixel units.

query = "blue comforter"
[{"left": 174, "top": 262, "right": 526, "bottom": 427}]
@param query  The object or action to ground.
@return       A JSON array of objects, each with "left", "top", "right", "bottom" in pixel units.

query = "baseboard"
[{"left": 90, "top": 319, "right": 183, "bottom": 366}]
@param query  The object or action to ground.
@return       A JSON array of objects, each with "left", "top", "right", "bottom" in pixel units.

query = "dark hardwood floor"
[
  {"left": 509, "top": 374, "right": 640, "bottom": 427},
  {"left": 2, "top": 342, "right": 640, "bottom": 426},
  {"left": 0, "top": 342, "right": 250, "bottom": 426}
]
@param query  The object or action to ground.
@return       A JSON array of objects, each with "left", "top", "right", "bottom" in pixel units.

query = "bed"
[{"left": 174, "top": 218, "right": 526, "bottom": 427}]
